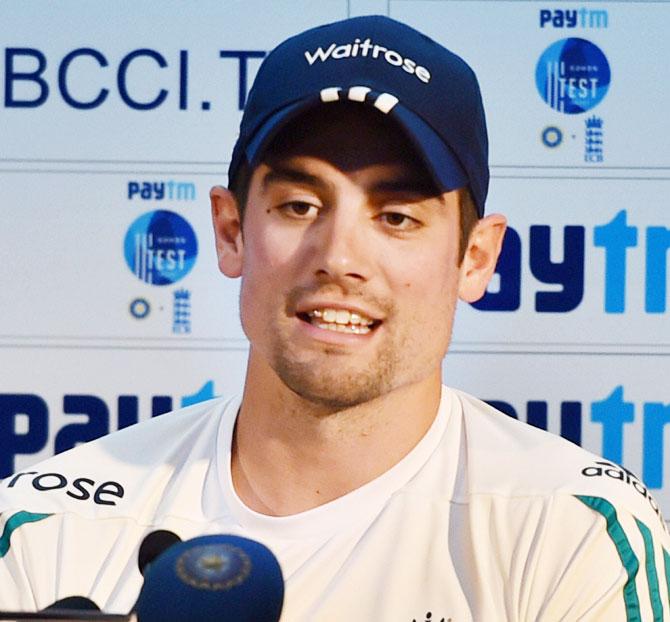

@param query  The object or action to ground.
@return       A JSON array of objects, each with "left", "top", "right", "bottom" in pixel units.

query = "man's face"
[{"left": 222, "top": 106, "right": 474, "bottom": 410}]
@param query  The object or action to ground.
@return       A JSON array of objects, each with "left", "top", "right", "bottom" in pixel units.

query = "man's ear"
[
  {"left": 458, "top": 214, "right": 507, "bottom": 303},
  {"left": 210, "top": 185, "right": 243, "bottom": 277}
]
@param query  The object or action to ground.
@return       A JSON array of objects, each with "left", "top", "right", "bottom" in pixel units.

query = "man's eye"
[
  {"left": 280, "top": 202, "right": 318, "bottom": 218},
  {"left": 379, "top": 212, "right": 418, "bottom": 229}
]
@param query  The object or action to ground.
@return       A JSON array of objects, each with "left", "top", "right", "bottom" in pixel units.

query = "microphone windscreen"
[
  {"left": 137, "top": 530, "right": 182, "bottom": 576},
  {"left": 43, "top": 596, "right": 101, "bottom": 611},
  {"left": 134, "top": 534, "right": 284, "bottom": 622},
  {"left": 0, "top": 596, "right": 129, "bottom": 620}
]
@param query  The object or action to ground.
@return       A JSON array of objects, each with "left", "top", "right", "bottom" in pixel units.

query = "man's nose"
[{"left": 312, "top": 208, "right": 370, "bottom": 283}]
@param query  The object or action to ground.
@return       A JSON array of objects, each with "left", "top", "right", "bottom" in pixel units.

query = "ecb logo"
[
  {"left": 124, "top": 210, "right": 198, "bottom": 286},
  {"left": 535, "top": 38, "right": 610, "bottom": 114}
]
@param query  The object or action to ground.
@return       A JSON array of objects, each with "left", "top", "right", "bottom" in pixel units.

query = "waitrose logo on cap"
[{"left": 303, "top": 37, "right": 431, "bottom": 83}]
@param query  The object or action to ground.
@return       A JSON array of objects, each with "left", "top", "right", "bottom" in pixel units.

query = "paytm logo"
[
  {"left": 473, "top": 210, "right": 670, "bottom": 314},
  {"left": 128, "top": 180, "right": 196, "bottom": 201},
  {"left": 540, "top": 8, "right": 609, "bottom": 29},
  {"left": 0, "top": 382, "right": 216, "bottom": 479},
  {"left": 489, "top": 385, "right": 670, "bottom": 490}
]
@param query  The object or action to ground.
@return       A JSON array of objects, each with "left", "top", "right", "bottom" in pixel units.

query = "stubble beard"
[
  {"left": 258, "top": 285, "right": 407, "bottom": 411},
  {"left": 245, "top": 280, "right": 456, "bottom": 412},
  {"left": 263, "top": 297, "right": 456, "bottom": 412},
  {"left": 270, "top": 334, "right": 403, "bottom": 411}
]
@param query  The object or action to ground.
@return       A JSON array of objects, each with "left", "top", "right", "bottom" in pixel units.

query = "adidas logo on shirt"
[{"left": 304, "top": 37, "right": 431, "bottom": 83}]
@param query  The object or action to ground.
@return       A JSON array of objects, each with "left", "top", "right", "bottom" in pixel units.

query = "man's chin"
[
  {"left": 292, "top": 388, "right": 379, "bottom": 412},
  {"left": 277, "top": 366, "right": 390, "bottom": 412}
]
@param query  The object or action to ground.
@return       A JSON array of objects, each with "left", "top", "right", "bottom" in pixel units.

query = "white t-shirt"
[{"left": 1, "top": 386, "right": 669, "bottom": 621}]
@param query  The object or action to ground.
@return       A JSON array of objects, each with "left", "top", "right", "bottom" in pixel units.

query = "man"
[{"left": 1, "top": 15, "right": 669, "bottom": 621}]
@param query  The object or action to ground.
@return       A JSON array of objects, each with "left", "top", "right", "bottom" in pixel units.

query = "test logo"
[
  {"left": 124, "top": 210, "right": 198, "bottom": 286},
  {"left": 535, "top": 38, "right": 611, "bottom": 114}
]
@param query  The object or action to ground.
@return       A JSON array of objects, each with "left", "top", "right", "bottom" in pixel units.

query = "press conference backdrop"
[{"left": 1, "top": 1, "right": 669, "bottom": 525}]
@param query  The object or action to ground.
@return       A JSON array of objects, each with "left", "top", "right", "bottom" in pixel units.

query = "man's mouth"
[{"left": 297, "top": 308, "right": 381, "bottom": 335}]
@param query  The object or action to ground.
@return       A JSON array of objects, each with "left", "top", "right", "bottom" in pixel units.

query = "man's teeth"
[{"left": 307, "top": 308, "right": 374, "bottom": 334}]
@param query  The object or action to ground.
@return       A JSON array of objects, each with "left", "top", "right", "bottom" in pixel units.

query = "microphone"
[
  {"left": 42, "top": 597, "right": 101, "bottom": 612},
  {"left": 134, "top": 534, "right": 284, "bottom": 621},
  {"left": 137, "top": 530, "right": 182, "bottom": 576},
  {"left": 0, "top": 595, "right": 129, "bottom": 620},
  {"left": 0, "top": 533, "right": 284, "bottom": 621}
]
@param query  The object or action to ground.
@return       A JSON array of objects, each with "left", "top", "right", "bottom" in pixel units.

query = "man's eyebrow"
[{"left": 261, "top": 166, "right": 331, "bottom": 193}]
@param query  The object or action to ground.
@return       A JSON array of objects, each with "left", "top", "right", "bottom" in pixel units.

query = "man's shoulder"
[
  {"left": 448, "top": 387, "right": 669, "bottom": 536},
  {"left": 0, "top": 396, "right": 237, "bottom": 520}
]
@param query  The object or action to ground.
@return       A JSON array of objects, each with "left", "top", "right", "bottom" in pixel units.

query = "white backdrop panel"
[{"left": 1, "top": 1, "right": 668, "bottom": 523}]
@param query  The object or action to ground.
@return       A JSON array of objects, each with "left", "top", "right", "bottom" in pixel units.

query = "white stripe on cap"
[
  {"left": 373, "top": 93, "right": 399, "bottom": 114},
  {"left": 348, "top": 86, "right": 371, "bottom": 102},
  {"left": 320, "top": 87, "right": 341, "bottom": 103}
]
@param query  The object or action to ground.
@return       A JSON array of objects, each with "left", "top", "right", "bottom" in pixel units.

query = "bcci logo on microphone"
[
  {"left": 124, "top": 210, "right": 198, "bottom": 286},
  {"left": 177, "top": 543, "right": 252, "bottom": 590},
  {"left": 535, "top": 38, "right": 610, "bottom": 114}
]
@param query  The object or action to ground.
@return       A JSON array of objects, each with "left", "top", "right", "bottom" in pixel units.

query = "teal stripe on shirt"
[
  {"left": 664, "top": 550, "right": 670, "bottom": 608},
  {"left": 576, "top": 495, "right": 641, "bottom": 622},
  {"left": 636, "top": 518, "right": 664, "bottom": 621},
  {"left": 0, "top": 511, "right": 52, "bottom": 558}
]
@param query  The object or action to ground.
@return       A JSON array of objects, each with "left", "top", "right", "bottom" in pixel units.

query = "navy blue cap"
[{"left": 228, "top": 15, "right": 489, "bottom": 216}]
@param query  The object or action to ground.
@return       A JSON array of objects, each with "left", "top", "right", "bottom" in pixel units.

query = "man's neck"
[{"left": 230, "top": 356, "right": 442, "bottom": 516}]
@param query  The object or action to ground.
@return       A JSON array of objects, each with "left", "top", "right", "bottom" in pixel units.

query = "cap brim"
[{"left": 243, "top": 97, "right": 470, "bottom": 200}]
